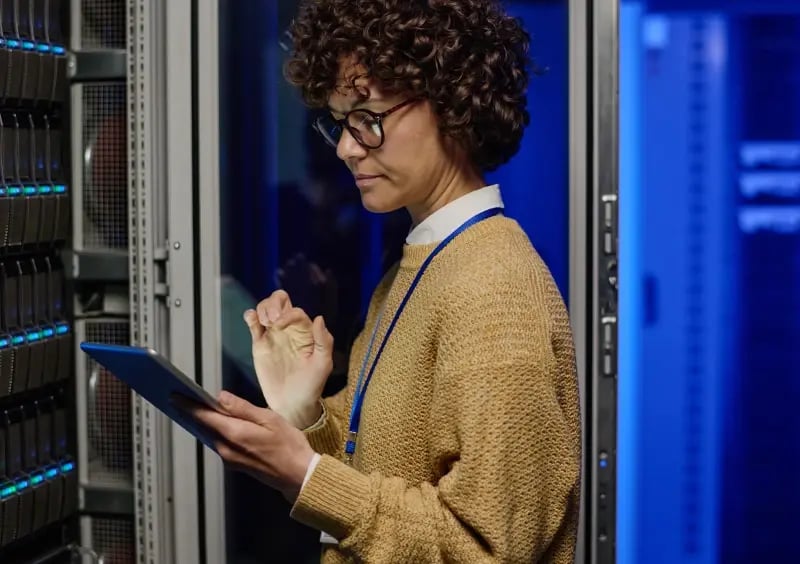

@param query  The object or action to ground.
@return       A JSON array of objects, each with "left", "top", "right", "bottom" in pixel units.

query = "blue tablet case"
[{"left": 79, "top": 342, "right": 225, "bottom": 451}]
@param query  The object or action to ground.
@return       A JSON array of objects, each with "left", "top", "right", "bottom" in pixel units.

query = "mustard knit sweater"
[{"left": 291, "top": 216, "right": 581, "bottom": 563}]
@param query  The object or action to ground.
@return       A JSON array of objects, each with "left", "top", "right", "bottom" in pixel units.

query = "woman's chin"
[{"left": 360, "top": 192, "right": 399, "bottom": 214}]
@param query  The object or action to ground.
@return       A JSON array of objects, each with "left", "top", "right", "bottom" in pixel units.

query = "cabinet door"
[
  {"left": 619, "top": 3, "right": 800, "bottom": 564},
  {"left": 216, "top": 1, "right": 571, "bottom": 562}
]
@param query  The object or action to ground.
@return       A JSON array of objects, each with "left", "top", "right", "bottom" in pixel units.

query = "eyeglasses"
[{"left": 313, "top": 97, "right": 421, "bottom": 150}]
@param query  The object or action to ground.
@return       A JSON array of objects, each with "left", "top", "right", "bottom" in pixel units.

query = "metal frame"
[
  {"left": 74, "top": 315, "right": 94, "bottom": 557},
  {"left": 570, "top": 0, "right": 619, "bottom": 562},
  {"left": 127, "top": 0, "right": 216, "bottom": 562},
  {"left": 591, "top": 1, "right": 619, "bottom": 561},
  {"left": 195, "top": 0, "right": 227, "bottom": 561},
  {"left": 596, "top": 0, "right": 620, "bottom": 562},
  {"left": 127, "top": 0, "right": 175, "bottom": 562},
  {"left": 163, "top": 1, "right": 203, "bottom": 563},
  {"left": 70, "top": 0, "right": 85, "bottom": 262},
  {"left": 568, "top": 1, "right": 590, "bottom": 562}
]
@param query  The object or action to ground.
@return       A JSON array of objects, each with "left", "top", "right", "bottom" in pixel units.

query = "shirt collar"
[{"left": 406, "top": 184, "right": 504, "bottom": 245}]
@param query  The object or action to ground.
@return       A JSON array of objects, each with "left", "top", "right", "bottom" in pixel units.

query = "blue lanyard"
[{"left": 344, "top": 207, "right": 503, "bottom": 463}]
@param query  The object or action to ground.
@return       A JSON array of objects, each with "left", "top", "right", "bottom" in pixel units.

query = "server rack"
[
  {"left": 0, "top": 0, "right": 79, "bottom": 562},
  {"left": 70, "top": 1, "right": 219, "bottom": 562},
  {"left": 0, "top": 2, "right": 616, "bottom": 563},
  {"left": 569, "top": 0, "right": 619, "bottom": 563},
  {"left": 67, "top": 1, "right": 211, "bottom": 563},
  {"left": 726, "top": 14, "right": 800, "bottom": 562}
]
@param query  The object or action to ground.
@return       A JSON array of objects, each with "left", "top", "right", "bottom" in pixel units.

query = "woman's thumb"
[
  {"left": 243, "top": 309, "right": 265, "bottom": 341},
  {"left": 311, "top": 316, "right": 334, "bottom": 367}
]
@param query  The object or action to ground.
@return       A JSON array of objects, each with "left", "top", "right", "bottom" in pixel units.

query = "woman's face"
[{"left": 327, "top": 66, "right": 461, "bottom": 217}]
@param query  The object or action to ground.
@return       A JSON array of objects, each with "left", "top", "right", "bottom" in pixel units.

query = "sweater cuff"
[
  {"left": 301, "top": 453, "right": 322, "bottom": 491},
  {"left": 303, "top": 399, "right": 342, "bottom": 455},
  {"left": 290, "top": 454, "right": 371, "bottom": 541}
]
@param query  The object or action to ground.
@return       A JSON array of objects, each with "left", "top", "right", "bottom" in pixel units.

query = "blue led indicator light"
[
  {"left": 12, "top": 335, "right": 24, "bottom": 345},
  {"left": 61, "top": 462, "right": 75, "bottom": 473},
  {"left": 31, "top": 474, "right": 44, "bottom": 485},
  {"left": 54, "top": 185, "right": 66, "bottom": 194},
  {"left": 9, "top": 187, "right": 22, "bottom": 196},
  {"left": 39, "top": 185, "right": 52, "bottom": 194},
  {"left": 43, "top": 328, "right": 54, "bottom": 338},
  {"left": 45, "top": 468, "right": 58, "bottom": 479},
  {"left": 0, "top": 485, "right": 15, "bottom": 498}
]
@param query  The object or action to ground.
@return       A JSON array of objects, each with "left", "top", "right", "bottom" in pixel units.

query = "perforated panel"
[
  {"left": 86, "top": 517, "right": 136, "bottom": 564},
  {"left": 81, "top": 84, "right": 129, "bottom": 250},
  {"left": 81, "top": 0, "right": 126, "bottom": 49},
  {"left": 682, "top": 20, "right": 709, "bottom": 556},
  {"left": 84, "top": 321, "right": 133, "bottom": 485}
]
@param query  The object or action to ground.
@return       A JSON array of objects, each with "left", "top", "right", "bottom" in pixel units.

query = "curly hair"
[{"left": 285, "top": 0, "right": 532, "bottom": 172}]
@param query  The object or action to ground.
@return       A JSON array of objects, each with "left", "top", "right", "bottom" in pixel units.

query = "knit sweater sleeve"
[
  {"left": 302, "top": 390, "right": 348, "bottom": 457},
  {"left": 290, "top": 276, "right": 581, "bottom": 562}
]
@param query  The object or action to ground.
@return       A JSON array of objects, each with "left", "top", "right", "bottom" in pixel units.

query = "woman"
[{"left": 187, "top": 0, "right": 581, "bottom": 561}]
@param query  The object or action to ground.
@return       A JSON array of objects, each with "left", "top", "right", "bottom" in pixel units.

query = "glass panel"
[
  {"left": 218, "top": 2, "right": 569, "bottom": 562},
  {"left": 619, "top": 2, "right": 800, "bottom": 563}
]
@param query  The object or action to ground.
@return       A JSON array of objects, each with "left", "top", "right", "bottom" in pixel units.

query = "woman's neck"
[{"left": 407, "top": 166, "right": 485, "bottom": 226}]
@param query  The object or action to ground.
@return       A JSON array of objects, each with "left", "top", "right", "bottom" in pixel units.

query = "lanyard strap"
[{"left": 344, "top": 207, "right": 503, "bottom": 461}]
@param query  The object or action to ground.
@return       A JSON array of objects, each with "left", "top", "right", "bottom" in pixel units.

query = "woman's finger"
[
  {"left": 273, "top": 306, "right": 313, "bottom": 330},
  {"left": 256, "top": 290, "right": 293, "bottom": 326}
]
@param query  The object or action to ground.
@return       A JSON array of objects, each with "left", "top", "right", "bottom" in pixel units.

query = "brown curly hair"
[{"left": 285, "top": 0, "right": 532, "bottom": 172}]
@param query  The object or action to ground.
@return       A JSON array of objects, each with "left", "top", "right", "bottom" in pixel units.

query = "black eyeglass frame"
[{"left": 313, "top": 96, "right": 423, "bottom": 150}]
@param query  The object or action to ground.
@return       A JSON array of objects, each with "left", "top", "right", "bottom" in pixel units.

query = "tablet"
[{"left": 79, "top": 342, "right": 227, "bottom": 451}]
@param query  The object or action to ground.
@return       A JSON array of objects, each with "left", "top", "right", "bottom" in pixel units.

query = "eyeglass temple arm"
[{"left": 380, "top": 96, "right": 423, "bottom": 119}]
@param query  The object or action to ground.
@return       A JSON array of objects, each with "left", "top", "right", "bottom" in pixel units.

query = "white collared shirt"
[{"left": 406, "top": 184, "right": 504, "bottom": 245}]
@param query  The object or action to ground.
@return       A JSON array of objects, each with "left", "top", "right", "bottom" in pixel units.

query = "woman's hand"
[
  {"left": 248, "top": 290, "right": 334, "bottom": 429},
  {"left": 181, "top": 391, "right": 317, "bottom": 502}
]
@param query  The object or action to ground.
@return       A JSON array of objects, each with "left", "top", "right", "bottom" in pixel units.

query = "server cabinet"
[
  {"left": 69, "top": 1, "right": 208, "bottom": 563},
  {"left": 0, "top": 0, "right": 78, "bottom": 562},
  {"left": 568, "top": 0, "right": 620, "bottom": 562}
]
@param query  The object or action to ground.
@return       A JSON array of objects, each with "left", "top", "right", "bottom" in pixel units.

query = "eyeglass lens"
[{"left": 316, "top": 110, "right": 383, "bottom": 148}]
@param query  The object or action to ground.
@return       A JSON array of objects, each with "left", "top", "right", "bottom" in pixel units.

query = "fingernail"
[{"left": 219, "top": 391, "right": 231, "bottom": 408}]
